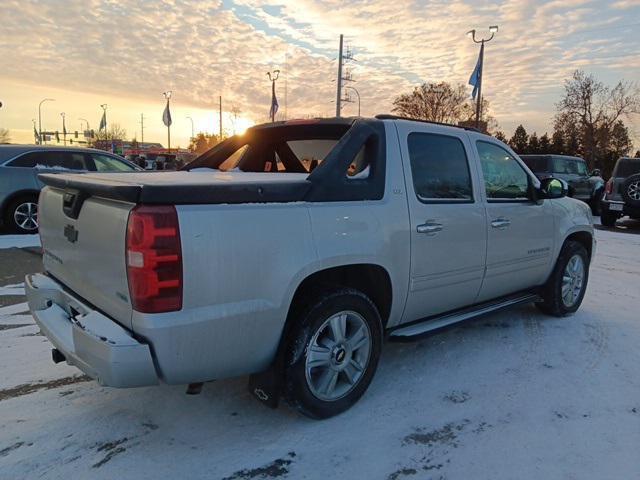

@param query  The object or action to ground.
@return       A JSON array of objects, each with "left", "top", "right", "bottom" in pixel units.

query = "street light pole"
[
  {"left": 267, "top": 70, "right": 280, "bottom": 123},
  {"left": 345, "top": 86, "right": 360, "bottom": 116},
  {"left": 467, "top": 26, "right": 498, "bottom": 129},
  {"left": 78, "top": 117, "right": 90, "bottom": 142},
  {"left": 60, "top": 112, "right": 66, "bottom": 146},
  {"left": 186, "top": 116, "right": 194, "bottom": 140},
  {"left": 38, "top": 98, "right": 55, "bottom": 145}
]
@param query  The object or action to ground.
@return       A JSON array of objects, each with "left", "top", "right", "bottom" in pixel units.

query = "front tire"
[
  {"left": 4, "top": 196, "right": 39, "bottom": 234},
  {"left": 283, "top": 288, "right": 382, "bottom": 419},
  {"left": 536, "top": 240, "right": 589, "bottom": 317}
]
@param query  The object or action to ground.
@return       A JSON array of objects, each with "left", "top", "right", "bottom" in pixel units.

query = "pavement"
[{"left": 0, "top": 221, "right": 639, "bottom": 480}]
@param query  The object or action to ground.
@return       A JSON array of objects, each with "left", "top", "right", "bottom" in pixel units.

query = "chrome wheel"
[
  {"left": 628, "top": 181, "right": 640, "bottom": 201},
  {"left": 13, "top": 202, "right": 38, "bottom": 231},
  {"left": 561, "top": 254, "right": 585, "bottom": 308},
  {"left": 304, "top": 310, "right": 372, "bottom": 402}
]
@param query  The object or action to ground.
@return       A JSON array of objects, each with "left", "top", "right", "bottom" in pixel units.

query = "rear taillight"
[
  {"left": 604, "top": 179, "right": 613, "bottom": 196},
  {"left": 126, "top": 205, "right": 182, "bottom": 313}
]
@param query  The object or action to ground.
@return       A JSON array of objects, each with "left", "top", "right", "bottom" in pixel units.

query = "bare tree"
[
  {"left": 91, "top": 123, "right": 127, "bottom": 151},
  {"left": 392, "top": 82, "right": 470, "bottom": 124},
  {"left": 0, "top": 128, "right": 10, "bottom": 144},
  {"left": 556, "top": 70, "right": 640, "bottom": 167}
]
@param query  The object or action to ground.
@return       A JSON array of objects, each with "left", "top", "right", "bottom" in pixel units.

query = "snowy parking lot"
[{"left": 1, "top": 223, "right": 639, "bottom": 480}]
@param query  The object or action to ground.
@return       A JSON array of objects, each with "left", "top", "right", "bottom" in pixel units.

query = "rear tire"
[
  {"left": 600, "top": 210, "right": 618, "bottom": 227},
  {"left": 536, "top": 240, "right": 589, "bottom": 317},
  {"left": 283, "top": 288, "right": 382, "bottom": 419},
  {"left": 3, "top": 196, "right": 39, "bottom": 234}
]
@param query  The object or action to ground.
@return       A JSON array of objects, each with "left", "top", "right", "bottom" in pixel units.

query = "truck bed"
[{"left": 38, "top": 170, "right": 311, "bottom": 205}]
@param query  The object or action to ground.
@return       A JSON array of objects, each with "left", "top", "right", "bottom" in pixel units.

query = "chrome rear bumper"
[{"left": 25, "top": 273, "right": 158, "bottom": 388}]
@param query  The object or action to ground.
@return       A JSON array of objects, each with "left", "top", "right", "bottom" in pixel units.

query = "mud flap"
[{"left": 248, "top": 366, "right": 281, "bottom": 409}]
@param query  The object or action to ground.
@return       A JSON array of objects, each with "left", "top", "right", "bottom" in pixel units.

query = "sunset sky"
[{"left": 1, "top": 0, "right": 639, "bottom": 149}]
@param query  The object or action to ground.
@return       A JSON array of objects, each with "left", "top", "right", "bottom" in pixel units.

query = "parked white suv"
[{"left": 26, "top": 117, "right": 594, "bottom": 418}]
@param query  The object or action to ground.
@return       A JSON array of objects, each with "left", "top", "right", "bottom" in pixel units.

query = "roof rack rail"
[{"left": 374, "top": 114, "right": 482, "bottom": 133}]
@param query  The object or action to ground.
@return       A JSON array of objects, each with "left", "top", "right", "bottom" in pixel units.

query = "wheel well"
[
  {"left": 288, "top": 264, "right": 393, "bottom": 329},
  {"left": 565, "top": 231, "right": 593, "bottom": 259},
  {"left": 1, "top": 190, "right": 40, "bottom": 218}
]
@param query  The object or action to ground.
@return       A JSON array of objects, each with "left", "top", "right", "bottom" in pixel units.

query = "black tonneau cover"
[{"left": 38, "top": 171, "right": 312, "bottom": 205}]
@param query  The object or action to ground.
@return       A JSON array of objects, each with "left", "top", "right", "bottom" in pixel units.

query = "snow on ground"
[
  {"left": 0, "top": 235, "right": 40, "bottom": 250},
  {"left": 0, "top": 228, "right": 639, "bottom": 480}
]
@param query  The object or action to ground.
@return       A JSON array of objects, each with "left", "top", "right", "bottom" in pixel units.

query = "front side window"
[
  {"left": 477, "top": 141, "right": 530, "bottom": 200},
  {"left": 407, "top": 133, "right": 473, "bottom": 201},
  {"left": 91, "top": 153, "right": 137, "bottom": 172},
  {"left": 575, "top": 160, "right": 588, "bottom": 176}
]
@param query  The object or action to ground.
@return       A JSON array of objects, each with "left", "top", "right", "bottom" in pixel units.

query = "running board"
[{"left": 389, "top": 293, "right": 541, "bottom": 340}]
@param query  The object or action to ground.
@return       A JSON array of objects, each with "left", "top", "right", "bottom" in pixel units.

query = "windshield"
[{"left": 184, "top": 122, "right": 353, "bottom": 173}]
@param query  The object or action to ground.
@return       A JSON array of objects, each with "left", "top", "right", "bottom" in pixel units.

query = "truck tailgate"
[{"left": 38, "top": 186, "right": 134, "bottom": 329}]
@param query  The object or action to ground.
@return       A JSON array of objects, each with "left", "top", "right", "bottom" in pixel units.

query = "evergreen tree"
[
  {"left": 538, "top": 133, "right": 551, "bottom": 153},
  {"left": 509, "top": 125, "right": 529, "bottom": 154},
  {"left": 528, "top": 132, "right": 540, "bottom": 154}
]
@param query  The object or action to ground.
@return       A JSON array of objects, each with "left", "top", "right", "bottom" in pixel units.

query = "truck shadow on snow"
[{"left": 3, "top": 303, "right": 611, "bottom": 478}]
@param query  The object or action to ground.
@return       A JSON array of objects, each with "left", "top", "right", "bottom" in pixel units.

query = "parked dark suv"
[
  {"left": 520, "top": 154, "right": 605, "bottom": 214},
  {"left": 600, "top": 157, "right": 640, "bottom": 227},
  {"left": 0, "top": 145, "right": 141, "bottom": 234}
]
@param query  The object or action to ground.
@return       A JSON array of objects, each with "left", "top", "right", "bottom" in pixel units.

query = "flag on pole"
[
  {"left": 162, "top": 99, "right": 172, "bottom": 127},
  {"left": 33, "top": 124, "right": 40, "bottom": 144},
  {"left": 269, "top": 81, "right": 279, "bottom": 120},
  {"left": 468, "top": 42, "right": 484, "bottom": 100},
  {"left": 99, "top": 110, "right": 107, "bottom": 131},
  {"left": 62, "top": 117, "right": 67, "bottom": 136}
]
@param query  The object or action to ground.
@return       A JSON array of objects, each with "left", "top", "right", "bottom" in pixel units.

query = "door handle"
[
  {"left": 417, "top": 221, "right": 443, "bottom": 235},
  {"left": 491, "top": 218, "right": 511, "bottom": 229}
]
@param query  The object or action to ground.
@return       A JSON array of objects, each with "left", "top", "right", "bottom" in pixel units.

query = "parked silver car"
[{"left": 0, "top": 145, "right": 141, "bottom": 233}]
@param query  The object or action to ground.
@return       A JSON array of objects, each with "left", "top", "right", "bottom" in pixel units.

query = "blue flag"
[
  {"left": 99, "top": 111, "right": 107, "bottom": 131},
  {"left": 269, "top": 81, "right": 279, "bottom": 120},
  {"left": 468, "top": 42, "right": 484, "bottom": 100},
  {"left": 162, "top": 99, "right": 172, "bottom": 127}
]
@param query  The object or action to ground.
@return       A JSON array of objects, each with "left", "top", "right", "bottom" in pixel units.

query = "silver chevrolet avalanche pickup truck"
[{"left": 26, "top": 116, "right": 594, "bottom": 419}]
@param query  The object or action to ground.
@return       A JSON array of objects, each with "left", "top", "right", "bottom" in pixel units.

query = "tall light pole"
[
  {"left": 38, "top": 98, "right": 55, "bottom": 145},
  {"left": 267, "top": 70, "right": 280, "bottom": 123},
  {"left": 60, "top": 112, "right": 67, "bottom": 146},
  {"left": 78, "top": 117, "right": 90, "bottom": 133},
  {"left": 345, "top": 86, "right": 361, "bottom": 116},
  {"left": 336, "top": 34, "right": 344, "bottom": 117},
  {"left": 186, "top": 116, "right": 194, "bottom": 140},
  {"left": 467, "top": 25, "right": 498, "bottom": 129}
]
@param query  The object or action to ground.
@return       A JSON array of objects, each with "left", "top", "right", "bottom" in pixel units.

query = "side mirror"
[
  {"left": 590, "top": 169, "right": 601, "bottom": 177},
  {"left": 538, "top": 177, "right": 567, "bottom": 199}
]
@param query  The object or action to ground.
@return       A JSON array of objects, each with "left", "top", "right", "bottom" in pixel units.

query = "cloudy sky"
[{"left": 1, "top": 0, "right": 639, "bottom": 148}]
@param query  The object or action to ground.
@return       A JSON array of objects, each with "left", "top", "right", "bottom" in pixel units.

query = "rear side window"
[
  {"left": 6, "top": 151, "right": 86, "bottom": 170},
  {"left": 521, "top": 156, "right": 548, "bottom": 172},
  {"left": 407, "top": 133, "right": 473, "bottom": 202},
  {"left": 477, "top": 141, "right": 530, "bottom": 200},
  {"left": 615, "top": 159, "right": 640, "bottom": 177},
  {"left": 7, "top": 152, "right": 39, "bottom": 167}
]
